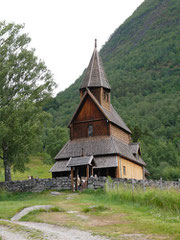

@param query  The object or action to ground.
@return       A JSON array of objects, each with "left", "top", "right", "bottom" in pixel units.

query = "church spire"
[
  {"left": 79, "top": 40, "right": 111, "bottom": 90},
  {"left": 95, "top": 38, "right": 97, "bottom": 49}
]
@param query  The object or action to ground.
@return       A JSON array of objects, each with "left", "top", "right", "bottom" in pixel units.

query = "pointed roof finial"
[{"left": 95, "top": 39, "right": 97, "bottom": 49}]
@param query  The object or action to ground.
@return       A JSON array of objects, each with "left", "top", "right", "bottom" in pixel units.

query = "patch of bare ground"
[
  {"left": 0, "top": 225, "right": 28, "bottom": 240},
  {"left": 36, "top": 212, "right": 170, "bottom": 240}
]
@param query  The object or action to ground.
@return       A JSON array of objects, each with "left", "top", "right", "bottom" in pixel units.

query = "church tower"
[{"left": 79, "top": 40, "right": 111, "bottom": 111}]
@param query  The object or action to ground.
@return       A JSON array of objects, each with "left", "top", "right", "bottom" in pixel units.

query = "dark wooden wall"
[
  {"left": 75, "top": 96, "right": 104, "bottom": 121},
  {"left": 72, "top": 120, "right": 108, "bottom": 139},
  {"left": 71, "top": 96, "right": 108, "bottom": 139}
]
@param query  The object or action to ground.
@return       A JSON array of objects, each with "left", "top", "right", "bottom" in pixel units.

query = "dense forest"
[{"left": 44, "top": 0, "right": 180, "bottom": 179}]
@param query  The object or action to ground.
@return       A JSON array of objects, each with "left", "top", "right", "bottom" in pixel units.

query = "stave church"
[{"left": 50, "top": 40, "right": 146, "bottom": 182}]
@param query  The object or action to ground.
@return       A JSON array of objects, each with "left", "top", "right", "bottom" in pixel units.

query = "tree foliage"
[{"left": 0, "top": 21, "right": 56, "bottom": 181}]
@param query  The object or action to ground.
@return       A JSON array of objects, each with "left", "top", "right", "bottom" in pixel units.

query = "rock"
[{"left": 50, "top": 191, "right": 61, "bottom": 196}]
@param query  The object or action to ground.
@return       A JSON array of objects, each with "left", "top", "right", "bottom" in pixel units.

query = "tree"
[
  {"left": 42, "top": 126, "right": 69, "bottom": 159},
  {"left": 0, "top": 21, "right": 56, "bottom": 182}
]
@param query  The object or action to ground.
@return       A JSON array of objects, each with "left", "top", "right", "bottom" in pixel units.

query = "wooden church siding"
[
  {"left": 102, "top": 98, "right": 110, "bottom": 111},
  {"left": 89, "top": 87, "right": 102, "bottom": 103},
  {"left": 72, "top": 120, "right": 108, "bottom": 139},
  {"left": 120, "top": 158, "right": 143, "bottom": 180},
  {"left": 116, "top": 156, "right": 121, "bottom": 178},
  {"left": 75, "top": 96, "right": 104, "bottom": 122},
  {"left": 101, "top": 89, "right": 110, "bottom": 111},
  {"left": 110, "top": 124, "right": 131, "bottom": 144}
]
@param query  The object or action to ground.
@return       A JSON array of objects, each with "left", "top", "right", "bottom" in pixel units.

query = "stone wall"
[
  {"left": 0, "top": 177, "right": 179, "bottom": 192},
  {"left": 88, "top": 177, "right": 180, "bottom": 190},
  {"left": 0, "top": 177, "right": 71, "bottom": 192}
]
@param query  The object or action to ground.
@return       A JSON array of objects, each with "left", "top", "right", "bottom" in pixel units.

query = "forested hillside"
[{"left": 44, "top": 0, "right": 180, "bottom": 179}]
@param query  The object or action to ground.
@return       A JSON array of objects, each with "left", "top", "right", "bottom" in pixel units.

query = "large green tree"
[{"left": 0, "top": 21, "right": 56, "bottom": 182}]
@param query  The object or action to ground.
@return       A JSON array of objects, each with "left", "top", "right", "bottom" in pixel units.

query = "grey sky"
[{"left": 0, "top": 0, "right": 144, "bottom": 95}]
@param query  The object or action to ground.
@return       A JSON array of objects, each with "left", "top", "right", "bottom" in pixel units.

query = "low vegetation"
[
  {"left": 82, "top": 205, "right": 109, "bottom": 213},
  {"left": 0, "top": 189, "right": 179, "bottom": 239},
  {"left": 105, "top": 183, "right": 180, "bottom": 213},
  {"left": 20, "top": 206, "right": 64, "bottom": 222}
]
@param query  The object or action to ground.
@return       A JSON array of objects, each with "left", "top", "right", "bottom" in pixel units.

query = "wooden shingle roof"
[
  {"left": 55, "top": 136, "right": 146, "bottom": 166},
  {"left": 80, "top": 41, "right": 110, "bottom": 90},
  {"left": 49, "top": 160, "right": 71, "bottom": 173},
  {"left": 67, "top": 155, "right": 94, "bottom": 167},
  {"left": 129, "top": 143, "right": 140, "bottom": 154},
  {"left": 94, "top": 156, "right": 118, "bottom": 168},
  {"left": 50, "top": 155, "right": 118, "bottom": 173}
]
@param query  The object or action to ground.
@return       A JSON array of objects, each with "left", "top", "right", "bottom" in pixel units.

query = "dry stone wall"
[
  {"left": 0, "top": 177, "right": 71, "bottom": 192},
  {"left": 0, "top": 177, "right": 179, "bottom": 192}
]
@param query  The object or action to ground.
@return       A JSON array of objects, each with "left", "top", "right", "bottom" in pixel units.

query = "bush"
[
  {"left": 37, "top": 152, "right": 53, "bottom": 165},
  {"left": 161, "top": 167, "right": 180, "bottom": 181}
]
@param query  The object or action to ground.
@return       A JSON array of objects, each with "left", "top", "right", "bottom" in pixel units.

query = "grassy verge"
[
  {"left": 105, "top": 183, "right": 180, "bottom": 213},
  {"left": 20, "top": 206, "right": 65, "bottom": 221},
  {"left": 0, "top": 189, "right": 179, "bottom": 239}
]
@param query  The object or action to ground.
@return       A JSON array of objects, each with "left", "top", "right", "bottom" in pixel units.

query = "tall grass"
[{"left": 105, "top": 182, "right": 180, "bottom": 213}]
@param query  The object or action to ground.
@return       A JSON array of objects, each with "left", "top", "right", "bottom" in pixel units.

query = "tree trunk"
[{"left": 3, "top": 146, "right": 11, "bottom": 182}]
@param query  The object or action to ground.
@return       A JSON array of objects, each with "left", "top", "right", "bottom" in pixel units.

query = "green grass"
[
  {"left": 0, "top": 189, "right": 179, "bottom": 239},
  {"left": 20, "top": 206, "right": 65, "bottom": 221},
  {"left": 0, "top": 156, "right": 52, "bottom": 182},
  {"left": 105, "top": 183, "right": 180, "bottom": 213},
  {"left": 82, "top": 205, "right": 109, "bottom": 213},
  {"left": 0, "top": 190, "right": 68, "bottom": 219}
]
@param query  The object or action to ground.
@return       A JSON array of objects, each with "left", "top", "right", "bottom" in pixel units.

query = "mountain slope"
[{"left": 45, "top": 0, "right": 180, "bottom": 178}]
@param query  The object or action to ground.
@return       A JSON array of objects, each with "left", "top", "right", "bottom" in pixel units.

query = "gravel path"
[
  {"left": 0, "top": 220, "right": 109, "bottom": 240},
  {"left": 0, "top": 225, "right": 28, "bottom": 240},
  {"left": 16, "top": 221, "right": 109, "bottom": 240},
  {"left": 0, "top": 204, "right": 109, "bottom": 240}
]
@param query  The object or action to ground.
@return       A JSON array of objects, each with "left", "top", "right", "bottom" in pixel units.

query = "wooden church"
[{"left": 50, "top": 40, "right": 146, "bottom": 181}]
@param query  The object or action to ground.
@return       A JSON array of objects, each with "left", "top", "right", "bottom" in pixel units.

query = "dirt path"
[
  {"left": 0, "top": 220, "right": 109, "bottom": 240},
  {"left": 0, "top": 225, "right": 28, "bottom": 240},
  {"left": 0, "top": 204, "right": 109, "bottom": 240}
]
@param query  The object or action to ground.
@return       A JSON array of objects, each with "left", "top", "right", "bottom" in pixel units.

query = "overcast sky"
[{"left": 0, "top": 0, "right": 144, "bottom": 95}]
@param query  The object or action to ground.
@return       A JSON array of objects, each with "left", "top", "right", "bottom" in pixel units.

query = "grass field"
[
  {"left": 0, "top": 156, "right": 52, "bottom": 182},
  {"left": 0, "top": 189, "right": 179, "bottom": 240}
]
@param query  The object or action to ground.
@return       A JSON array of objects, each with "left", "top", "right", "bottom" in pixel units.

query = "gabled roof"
[
  {"left": 129, "top": 142, "right": 142, "bottom": 155},
  {"left": 129, "top": 143, "right": 140, "bottom": 154},
  {"left": 67, "top": 155, "right": 95, "bottom": 167},
  {"left": 68, "top": 89, "right": 131, "bottom": 134},
  {"left": 55, "top": 136, "right": 146, "bottom": 166},
  {"left": 80, "top": 41, "right": 110, "bottom": 90}
]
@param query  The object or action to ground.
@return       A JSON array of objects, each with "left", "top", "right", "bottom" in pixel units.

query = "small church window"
[
  {"left": 123, "top": 166, "right": 126, "bottom": 175},
  {"left": 88, "top": 125, "right": 93, "bottom": 137}
]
